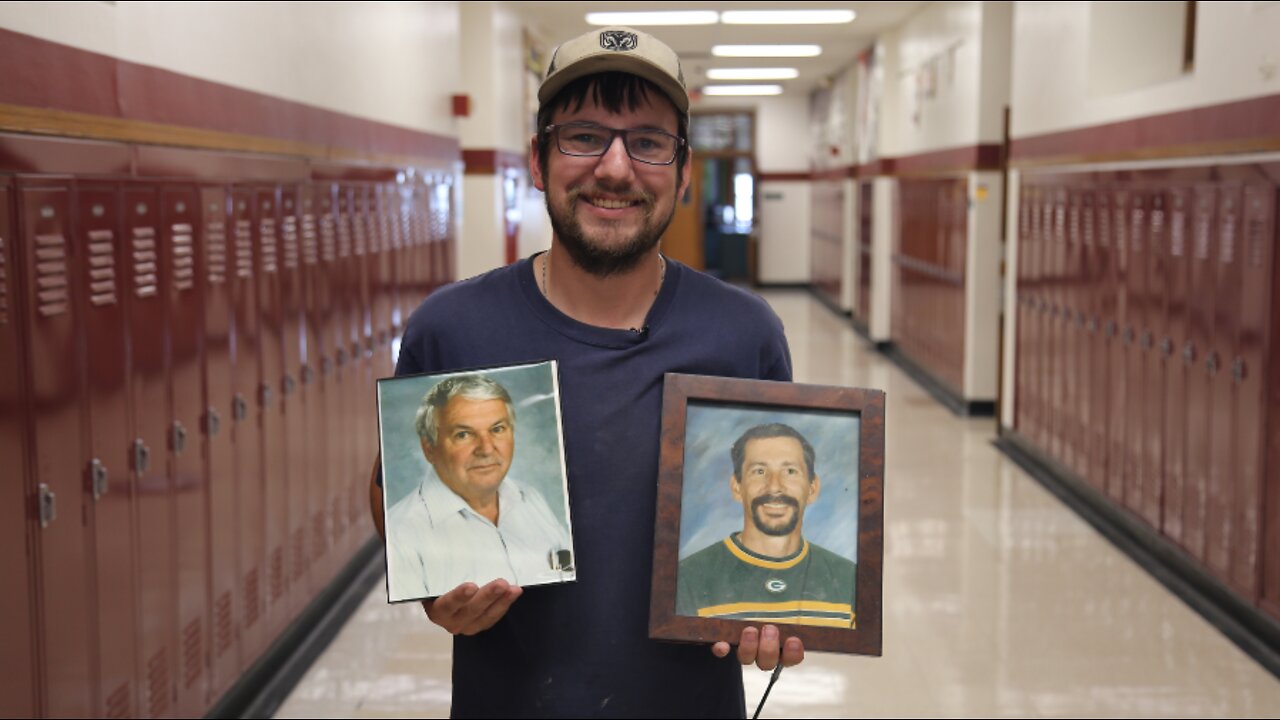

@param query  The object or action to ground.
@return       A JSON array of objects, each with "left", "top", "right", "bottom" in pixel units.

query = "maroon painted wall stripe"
[{"left": 462, "top": 149, "right": 526, "bottom": 175}]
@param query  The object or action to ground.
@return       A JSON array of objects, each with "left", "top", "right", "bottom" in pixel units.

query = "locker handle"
[
  {"left": 172, "top": 421, "right": 188, "bottom": 454},
  {"left": 1086, "top": 318, "right": 1098, "bottom": 333},
  {"left": 1160, "top": 338, "right": 1173, "bottom": 358},
  {"left": 233, "top": 394, "right": 248, "bottom": 422},
  {"left": 1140, "top": 331, "right": 1153, "bottom": 351},
  {"left": 132, "top": 439, "right": 151, "bottom": 474},
  {"left": 38, "top": 484, "right": 56, "bottom": 529},
  {"left": 1105, "top": 321, "right": 1117, "bottom": 339},
  {"left": 1123, "top": 327, "right": 1135, "bottom": 345},
  {"left": 302, "top": 365, "right": 315, "bottom": 386},
  {"left": 1232, "top": 358, "right": 1246, "bottom": 382},
  {"left": 1075, "top": 311, "right": 1086, "bottom": 327},
  {"left": 1206, "top": 352, "right": 1219, "bottom": 375},
  {"left": 283, "top": 374, "right": 296, "bottom": 396},
  {"left": 260, "top": 383, "right": 274, "bottom": 408},
  {"left": 90, "top": 459, "right": 109, "bottom": 501},
  {"left": 206, "top": 407, "right": 222, "bottom": 437},
  {"left": 321, "top": 357, "right": 333, "bottom": 376},
  {"left": 335, "top": 349, "right": 347, "bottom": 367},
  {"left": 1182, "top": 342, "right": 1196, "bottom": 365}
]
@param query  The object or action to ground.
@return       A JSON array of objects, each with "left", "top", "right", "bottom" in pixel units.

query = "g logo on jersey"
[
  {"left": 765, "top": 578, "right": 787, "bottom": 593},
  {"left": 600, "top": 30, "right": 639, "bottom": 51}
]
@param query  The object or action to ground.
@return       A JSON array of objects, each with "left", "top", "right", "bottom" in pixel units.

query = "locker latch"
[
  {"left": 133, "top": 439, "right": 151, "bottom": 474},
  {"left": 1086, "top": 318, "right": 1098, "bottom": 333},
  {"left": 260, "top": 383, "right": 273, "bottom": 408},
  {"left": 1182, "top": 342, "right": 1196, "bottom": 365},
  {"left": 172, "top": 421, "right": 188, "bottom": 454},
  {"left": 282, "top": 374, "right": 296, "bottom": 396},
  {"left": 1140, "top": 332, "right": 1153, "bottom": 350},
  {"left": 301, "top": 365, "right": 314, "bottom": 386},
  {"left": 321, "top": 357, "right": 333, "bottom": 376},
  {"left": 206, "top": 407, "right": 221, "bottom": 437},
  {"left": 1105, "top": 321, "right": 1117, "bottom": 339},
  {"left": 233, "top": 394, "right": 248, "bottom": 422},
  {"left": 90, "top": 458, "right": 109, "bottom": 501},
  {"left": 1123, "top": 327, "right": 1135, "bottom": 345},
  {"left": 1160, "top": 338, "right": 1173, "bottom": 357},
  {"left": 1206, "top": 352, "right": 1220, "bottom": 375},
  {"left": 38, "top": 484, "right": 56, "bottom": 529},
  {"left": 335, "top": 349, "right": 347, "bottom": 368},
  {"left": 1232, "top": 358, "right": 1246, "bottom": 382}
]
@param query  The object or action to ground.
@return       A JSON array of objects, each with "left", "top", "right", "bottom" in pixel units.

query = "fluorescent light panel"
[
  {"left": 706, "top": 68, "right": 799, "bottom": 80},
  {"left": 702, "top": 85, "right": 784, "bottom": 96},
  {"left": 712, "top": 45, "right": 822, "bottom": 58},
  {"left": 586, "top": 11, "right": 718, "bottom": 26},
  {"left": 721, "top": 10, "right": 856, "bottom": 24}
]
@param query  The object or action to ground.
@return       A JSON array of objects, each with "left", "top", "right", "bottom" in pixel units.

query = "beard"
[
  {"left": 750, "top": 494, "right": 802, "bottom": 537},
  {"left": 546, "top": 183, "right": 675, "bottom": 277}
]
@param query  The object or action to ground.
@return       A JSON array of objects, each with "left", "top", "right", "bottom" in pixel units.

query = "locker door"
[
  {"left": 1104, "top": 186, "right": 1129, "bottom": 502},
  {"left": 1014, "top": 183, "right": 1029, "bottom": 436},
  {"left": 308, "top": 184, "right": 337, "bottom": 587},
  {"left": 1023, "top": 183, "right": 1041, "bottom": 447},
  {"left": 1081, "top": 187, "right": 1104, "bottom": 489},
  {"left": 0, "top": 180, "right": 39, "bottom": 719},
  {"left": 229, "top": 188, "right": 266, "bottom": 661},
  {"left": 1050, "top": 186, "right": 1067, "bottom": 464},
  {"left": 1162, "top": 185, "right": 1191, "bottom": 546},
  {"left": 333, "top": 187, "right": 355, "bottom": 556},
  {"left": 1093, "top": 186, "right": 1114, "bottom": 491},
  {"left": 1064, "top": 187, "right": 1082, "bottom": 476},
  {"left": 1206, "top": 183, "right": 1243, "bottom": 583},
  {"left": 1236, "top": 182, "right": 1274, "bottom": 601},
  {"left": 281, "top": 186, "right": 311, "bottom": 613},
  {"left": 199, "top": 185, "right": 240, "bottom": 700},
  {"left": 77, "top": 183, "right": 140, "bottom": 719},
  {"left": 1142, "top": 188, "right": 1169, "bottom": 531},
  {"left": 253, "top": 186, "right": 289, "bottom": 637},
  {"left": 123, "top": 184, "right": 178, "bottom": 719},
  {"left": 163, "top": 185, "right": 210, "bottom": 717},
  {"left": 1124, "top": 189, "right": 1148, "bottom": 520},
  {"left": 1183, "top": 183, "right": 1218, "bottom": 561},
  {"left": 353, "top": 185, "right": 375, "bottom": 544}
]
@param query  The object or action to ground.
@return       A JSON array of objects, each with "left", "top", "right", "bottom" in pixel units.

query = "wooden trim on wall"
[
  {"left": 762, "top": 143, "right": 1003, "bottom": 182},
  {"left": 462, "top": 149, "right": 527, "bottom": 176},
  {"left": 758, "top": 171, "right": 813, "bottom": 182}
]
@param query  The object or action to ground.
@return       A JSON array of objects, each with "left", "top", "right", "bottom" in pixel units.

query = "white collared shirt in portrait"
[{"left": 385, "top": 470, "right": 575, "bottom": 601}]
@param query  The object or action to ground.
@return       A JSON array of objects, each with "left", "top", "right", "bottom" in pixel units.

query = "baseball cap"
[{"left": 539, "top": 26, "right": 689, "bottom": 114}]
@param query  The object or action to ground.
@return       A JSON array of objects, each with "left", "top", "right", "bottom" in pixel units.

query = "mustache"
[
  {"left": 567, "top": 185, "right": 654, "bottom": 206},
  {"left": 751, "top": 494, "right": 800, "bottom": 512}
]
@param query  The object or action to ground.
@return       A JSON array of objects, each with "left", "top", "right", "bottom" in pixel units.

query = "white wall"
[
  {"left": 458, "top": 1, "right": 527, "bottom": 152},
  {"left": 1011, "top": 1, "right": 1280, "bottom": 138},
  {"left": 0, "top": 1, "right": 463, "bottom": 136},
  {"left": 869, "top": 177, "right": 896, "bottom": 342}
]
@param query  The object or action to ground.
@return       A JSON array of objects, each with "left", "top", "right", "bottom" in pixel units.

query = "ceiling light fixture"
[
  {"left": 585, "top": 11, "right": 719, "bottom": 26},
  {"left": 706, "top": 68, "right": 800, "bottom": 80},
  {"left": 721, "top": 10, "right": 856, "bottom": 24},
  {"left": 712, "top": 45, "right": 822, "bottom": 58},
  {"left": 702, "top": 85, "right": 785, "bottom": 96}
]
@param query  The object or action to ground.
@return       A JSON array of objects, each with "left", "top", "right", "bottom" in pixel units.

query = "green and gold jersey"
[{"left": 676, "top": 533, "right": 857, "bottom": 628}]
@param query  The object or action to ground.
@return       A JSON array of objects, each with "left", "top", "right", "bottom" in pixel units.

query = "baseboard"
[
  {"left": 205, "top": 535, "right": 387, "bottom": 719},
  {"left": 993, "top": 433, "right": 1280, "bottom": 680}
]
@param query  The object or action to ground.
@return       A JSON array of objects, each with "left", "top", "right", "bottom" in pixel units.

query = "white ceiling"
[{"left": 508, "top": 1, "right": 927, "bottom": 97}]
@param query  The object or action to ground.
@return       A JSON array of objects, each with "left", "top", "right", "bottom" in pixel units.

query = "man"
[
  {"left": 370, "top": 25, "right": 803, "bottom": 716},
  {"left": 677, "top": 424, "right": 857, "bottom": 627},
  {"left": 384, "top": 374, "right": 573, "bottom": 601}
]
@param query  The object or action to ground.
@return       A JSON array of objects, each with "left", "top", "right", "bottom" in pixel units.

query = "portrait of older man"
[
  {"left": 384, "top": 373, "right": 574, "bottom": 601},
  {"left": 677, "top": 423, "right": 857, "bottom": 627}
]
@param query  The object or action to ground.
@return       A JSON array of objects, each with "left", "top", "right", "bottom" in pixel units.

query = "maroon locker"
[
  {"left": 1206, "top": 182, "right": 1244, "bottom": 582},
  {"left": 1092, "top": 185, "right": 1114, "bottom": 492},
  {"left": 1015, "top": 184, "right": 1030, "bottom": 436},
  {"left": 443, "top": 177, "right": 458, "bottom": 288},
  {"left": 1234, "top": 182, "right": 1274, "bottom": 600},
  {"left": 332, "top": 187, "right": 356, "bottom": 556},
  {"left": 1024, "top": 182, "right": 1043, "bottom": 449},
  {"left": 1124, "top": 189, "right": 1149, "bottom": 521},
  {"left": 1142, "top": 188, "right": 1169, "bottom": 531},
  {"left": 0, "top": 179, "right": 39, "bottom": 718},
  {"left": 1049, "top": 186, "right": 1067, "bottom": 464},
  {"left": 199, "top": 185, "right": 241, "bottom": 700},
  {"left": 280, "top": 185, "right": 312, "bottom": 614},
  {"left": 1064, "top": 187, "right": 1082, "bottom": 476},
  {"left": 353, "top": 184, "right": 376, "bottom": 546},
  {"left": 1162, "top": 185, "right": 1191, "bottom": 546},
  {"left": 1183, "top": 182, "right": 1218, "bottom": 561},
  {"left": 1081, "top": 187, "right": 1105, "bottom": 490},
  {"left": 307, "top": 184, "right": 337, "bottom": 587},
  {"left": 122, "top": 184, "right": 178, "bottom": 719},
  {"left": 1105, "top": 186, "right": 1129, "bottom": 503},
  {"left": 229, "top": 188, "right": 267, "bottom": 662},
  {"left": 253, "top": 185, "right": 290, "bottom": 638},
  {"left": 163, "top": 185, "right": 210, "bottom": 717},
  {"left": 76, "top": 183, "right": 141, "bottom": 719}
]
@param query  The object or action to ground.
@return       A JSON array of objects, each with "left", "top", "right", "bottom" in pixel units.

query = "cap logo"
[{"left": 600, "top": 30, "right": 638, "bottom": 52}]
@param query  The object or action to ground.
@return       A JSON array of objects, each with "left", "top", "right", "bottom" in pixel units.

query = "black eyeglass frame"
[{"left": 543, "top": 122, "right": 687, "bottom": 166}]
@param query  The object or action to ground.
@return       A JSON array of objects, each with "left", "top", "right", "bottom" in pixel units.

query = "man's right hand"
[{"left": 422, "top": 579, "right": 523, "bottom": 635}]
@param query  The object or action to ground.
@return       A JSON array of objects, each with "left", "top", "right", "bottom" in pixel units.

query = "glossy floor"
[{"left": 275, "top": 289, "right": 1280, "bottom": 718}]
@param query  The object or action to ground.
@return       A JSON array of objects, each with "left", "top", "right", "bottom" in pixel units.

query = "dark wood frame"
[{"left": 649, "top": 373, "right": 884, "bottom": 655}]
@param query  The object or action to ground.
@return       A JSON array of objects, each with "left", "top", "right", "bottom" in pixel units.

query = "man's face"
[
  {"left": 530, "top": 87, "right": 691, "bottom": 276},
  {"left": 731, "top": 436, "right": 820, "bottom": 538},
  {"left": 422, "top": 397, "right": 515, "bottom": 500}
]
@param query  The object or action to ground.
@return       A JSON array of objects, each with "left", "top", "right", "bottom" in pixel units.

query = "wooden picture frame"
[{"left": 649, "top": 373, "right": 884, "bottom": 655}]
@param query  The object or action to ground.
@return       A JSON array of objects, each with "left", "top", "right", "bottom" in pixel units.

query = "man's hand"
[
  {"left": 422, "top": 579, "right": 523, "bottom": 635},
  {"left": 711, "top": 625, "right": 804, "bottom": 671}
]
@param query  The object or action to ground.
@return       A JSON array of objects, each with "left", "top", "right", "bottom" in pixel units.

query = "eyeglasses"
[{"left": 544, "top": 122, "right": 686, "bottom": 166}]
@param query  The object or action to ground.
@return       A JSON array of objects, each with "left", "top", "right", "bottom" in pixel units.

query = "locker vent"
[
  {"left": 1194, "top": 192, "right": 1212, "bottom": 259},
  {"left": 282, "top": 214, "right": 300, "bottom": 270},
  {"left": 235, "top": 220, "right": 252, "bottom": 279},
  {"left": 1220, "top": 194, "right": 1237, "bottom": 264},
  {"left": 1171, "top": 198, "right": 1187, "bottom": 257},
  {"left": 87, "top": 229, "right": 118, "bottom": 306},
  {"left": 105, "top": 681, "right": 131, "bottom": 719},
  {"left": 301, "top": 213, "right": 319, "bottom": 266},
  {"left": 353, "top": 213, "right": 368, "bottom": 257},
  {"left": 1245, "top": 188, "right": 1268, "bottom": 267},
  {"left": 368, "top": 211, "right": 381, "bottom": 254},
  {"left": 270, "top": 546, "right": 284, "bottom": 601},
  {"left": 337, "top": 214, "right": 352, "bottom": 259},
  {"left": 312, "top": 511, "right": 327, "bottom": 559},
  {"left": 292, "top": 527, "right": 307, "bottom": 582},
  {"left": 132, "top": 227, "right": 158, "bottom": 298},
  {"left": 244, "top": 569, "right": 260, "bottom": 627},
  {"left": 260, "top": 219, "right": 278, "bottom": 274},
  {"left": 146, "top": 648, "right": 170, "bottom": 717},
  {"left": 396, "top": 208, "right": 408, "bottom": 249},
  {"left": 0, "top": 233, "right": 8, "bottom": 324},
  {"left": 206, "top": 219, "right": 227, "bottom": 284},
  {"left": 170, "top": 223, "right": 195, "bottom": 292},
  {"left": 214, "top": 591, "right": 233, "bottom": 657},
  {"left": 182, "top": 618, "right": 202, "bottom": 688},
  {"left": 319, "top": 214, "right": 337, "bottom": 263},
  {"left": 34, "top": 233, "right": 70, "bottom": 316}
]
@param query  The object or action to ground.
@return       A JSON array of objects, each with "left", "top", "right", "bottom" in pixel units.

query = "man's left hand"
[{"left": 711, "top": 625, "right": 804, "bottom": 671}]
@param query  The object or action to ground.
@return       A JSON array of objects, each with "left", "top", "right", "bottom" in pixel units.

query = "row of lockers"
[
  {"left": 0, "top": 171, "right": 457, "bottom": 718},
  {"left": 855, "top": 181, "right": 873, "bottom": 327},
  {"left": 1013, "top": 164, "right": 1280, "bottom": 617},
  {"left": 810, "top": 180, "right": 844, "bottom": 308},
  {"left": 891, "top": 178, "right": 969, "bottom": 394}
]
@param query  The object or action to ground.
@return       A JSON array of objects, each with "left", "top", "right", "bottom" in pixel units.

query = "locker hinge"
[
  {"left": 171, "top": 421, "right": 188, "bottom": 454},
  {"left": 38, "top": 484, "right": 56, "bottom": 528},
  {"left": 90, "top": 458, "right": 109, "bottom": 501},
  {"left": 206, "top": 407, "right": 221, "bottom": 437}
]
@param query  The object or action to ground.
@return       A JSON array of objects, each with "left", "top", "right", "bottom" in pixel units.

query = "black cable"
[{"left": 751, "top": 663, "right": 784, "bottom": 719}]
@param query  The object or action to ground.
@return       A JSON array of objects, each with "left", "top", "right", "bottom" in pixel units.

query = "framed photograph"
[
  {"left": 378, "top": 360, "right": 575, "bottom": 603},
  {"left": 649, "top": 373, "right": 884, "bottom": 655}
]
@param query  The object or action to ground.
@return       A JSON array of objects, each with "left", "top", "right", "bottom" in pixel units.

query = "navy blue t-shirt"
[{"left": 394, "top": 255, "right": 792, "bottom": 718}]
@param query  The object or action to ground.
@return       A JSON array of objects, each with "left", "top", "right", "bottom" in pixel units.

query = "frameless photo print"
[{"left": 378, "top": 361, "right": 575, "bottom": 602}]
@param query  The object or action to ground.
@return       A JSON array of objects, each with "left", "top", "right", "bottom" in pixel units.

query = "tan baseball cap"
[{"left": 539, "top": 26, "right": 689, "bottom": 114}]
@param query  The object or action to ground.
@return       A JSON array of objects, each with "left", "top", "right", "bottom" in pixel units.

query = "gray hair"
[{"left": 414, "top": 374, "right": 515, "bottom": 445}]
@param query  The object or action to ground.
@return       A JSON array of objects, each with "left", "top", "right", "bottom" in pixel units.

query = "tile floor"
[{"left": 275, "top": 289, "right": 1280, "bottom": 718}]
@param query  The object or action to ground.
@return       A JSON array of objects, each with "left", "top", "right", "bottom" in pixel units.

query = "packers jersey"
[{"left": 676, "top": 533, "right": 857, "bottom": 628}]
